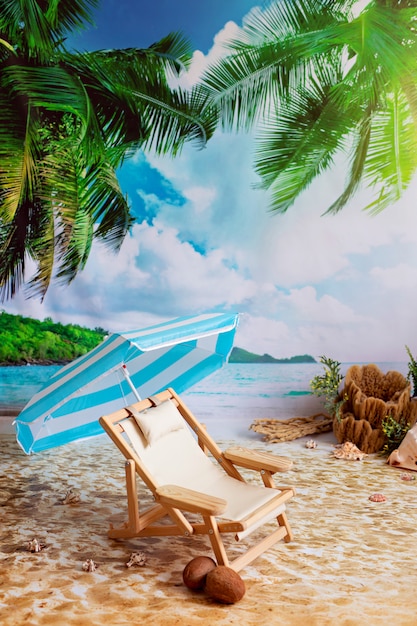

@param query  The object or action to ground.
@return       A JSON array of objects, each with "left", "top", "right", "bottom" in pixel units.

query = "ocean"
[{"left": 0, "top": 361, "right": 409, "bottom": 437}]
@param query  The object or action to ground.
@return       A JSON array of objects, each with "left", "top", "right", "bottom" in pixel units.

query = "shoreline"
[{"left": 0, "top": 394, "right": 328, "bottom": 439}]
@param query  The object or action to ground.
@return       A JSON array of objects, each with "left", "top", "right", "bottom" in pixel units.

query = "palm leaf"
[
  {"left": 254, "top": 67, "right": 353, "bottom": 211},
  {"left": 363, "top": 89, "right": 417, "bottom": 213},
  {"left": 65, "top": 49, "right": 217, "bottom": 156},
  {"left": 325, "top": 110, "right": 372, "bottom": 214},
  {"left": 201, "top": 0, "right": 353, "bottom": 129}
]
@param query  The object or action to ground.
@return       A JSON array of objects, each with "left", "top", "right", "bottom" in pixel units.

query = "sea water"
[{"left": 0, "top": 361, "right": 408, "bottom": 434}]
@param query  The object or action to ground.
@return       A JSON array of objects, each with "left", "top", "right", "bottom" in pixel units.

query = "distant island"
[
  {"left": 0, "top": 311, "right": 317, "bottom": 367},
  {"left": 0, "top": 311, "right": 106, "bottom": 365},
  {"left": 229, "top": 347, "right": 316, "bottom": 364}
]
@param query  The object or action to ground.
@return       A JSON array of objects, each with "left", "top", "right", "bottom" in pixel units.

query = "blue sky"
[
  {"left": 5, "top": 1, "right": 417, "bottom": 362},
  {"left": 68, "top": 0, "right": 260, "bottom": 53}
]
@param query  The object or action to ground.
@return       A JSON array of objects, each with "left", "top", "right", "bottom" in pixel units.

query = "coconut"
[
  {"left": 204, "top": 565, "right": 246, "bottom": 604},
  {"left": 182, "top": 556, "right": 217, "bottom": 590}
]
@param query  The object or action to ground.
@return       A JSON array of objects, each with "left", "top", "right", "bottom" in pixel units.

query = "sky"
[{"left": 4, "top": 0, "right": 417, "bottom": 363}]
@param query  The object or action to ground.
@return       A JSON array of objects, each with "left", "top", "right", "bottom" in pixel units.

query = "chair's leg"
[
  {"left": 109, "top": 459, "right": 141, "bottom": 538},
  {"left": 277, "top": 511, "right": 293, "bottom": 542},
  {"left": 204, "top": 515, "right": 230, "bottom": 567}
]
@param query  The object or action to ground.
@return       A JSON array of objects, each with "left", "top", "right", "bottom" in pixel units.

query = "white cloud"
[
  {"left": 370, "top": 263, "right": 417, "bottom": 291},
  {"left": 182, "top": 185, "right": 217, "bottom": 213},
  {"left": 176, "top": 21, "right": 241, "bottom": 89}
]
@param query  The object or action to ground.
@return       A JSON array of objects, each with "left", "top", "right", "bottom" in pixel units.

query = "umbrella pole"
[{"left": 121, "top": 365, "right": 142, "bottom": 402}]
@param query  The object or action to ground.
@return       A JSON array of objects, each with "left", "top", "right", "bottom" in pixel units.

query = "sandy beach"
[{"left": 1, "top": 399, "right": 416, "bottom": 626}]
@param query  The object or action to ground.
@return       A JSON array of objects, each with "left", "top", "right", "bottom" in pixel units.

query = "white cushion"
[{"left": 133, "top": 400, "right": 186, "bottom": 445}]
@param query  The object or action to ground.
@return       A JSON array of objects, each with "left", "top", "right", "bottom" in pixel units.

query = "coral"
[
  {"left": 334, "top": 365, "right": 415, "bottom": 453},
  {"left": 343, "top": 364, "right": 410, "bottom": 427},
  {"left": 333, "top": 414, "right": 386, "bottom": 454}
]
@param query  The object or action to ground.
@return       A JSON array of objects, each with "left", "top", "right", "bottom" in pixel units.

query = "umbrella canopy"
[{"left": 15, "top": 312, "right": 239, "bottom": 454}]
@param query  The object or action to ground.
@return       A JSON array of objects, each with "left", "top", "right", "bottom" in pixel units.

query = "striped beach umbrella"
[{"left": 14, "top": 312, "right": 239, "bottom": 454}]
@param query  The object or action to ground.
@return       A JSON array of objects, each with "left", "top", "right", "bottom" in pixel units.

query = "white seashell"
[
  {"left": 82, "top": 558, "right": 98, "bottom": 572},
  {"left": 305, "top": 439, "right": 317, "bottom": 449},
  {"left": 26, "top": 538, "right": 45, "bottom": 552},
  {"left": 126, "top": 552, "right": 147, "bottom": 568}
]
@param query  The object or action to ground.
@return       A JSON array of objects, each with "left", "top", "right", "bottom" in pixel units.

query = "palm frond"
[
  {"left": 362, "top": 89, "right": 417, "bottom": 213},
  {"left": 24, "top": 205, "right": 56, "bottom": 301},
  {"left": 147, "top": 31, "right": 193, "bottom": 75},
  {"left": 0, "top": 193, "right": 47, "bottom": 301},
  {"left": 237, "top": 0, "right": 354, "bottom": 45},
  {"left": 45, "top": 0, "right": 98, "bottom": 34},
  {"left": 254, "top": 68, "right": 353, "bottom": 211},
  {"left": 2, "top": 64, "right": 90, "bottom": 122},
  {"left": 54, "top": 205, "right": 94, "bottom": 286},
  {"left": 325, "top": 110, "right": 372, "bottom": 214},
  {"left": 0, "top": 219, "right": 26, "bottom": 301},
  {"left": 0, "top": 0, "right": 98, "bottom": 59}
]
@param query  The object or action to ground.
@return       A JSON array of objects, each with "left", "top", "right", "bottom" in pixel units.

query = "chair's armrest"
[
  {"left": 223, "top": 446, "right": 293, "bottom": 473},
  {"left": 155, "top": 484, "right": 227, "bottom": 516}
]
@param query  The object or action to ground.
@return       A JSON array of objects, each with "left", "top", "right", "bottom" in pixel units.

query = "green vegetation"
[
  {"left": 202, "top": 0, "right": 417, "bottom": 215},
  {"left": 0, "top": 313, "right": 317, "bottom": 366},
  {"left": 405, "top": 345, "right": 417, "bottom": 397},
  {"left": 0, "top": 0, "right": 215, "bottom": 300},
  {"left": 381, "top": 413, "right": 411, "bottom": 456},
  {"left": 310, "top": 355, "right": 344, "bottom": 418},
  {"left": 229, "top": 347, "right": 316, "bottom": 364},
  {"left": 0, "top": 311, "right": 106, "bottom": 365}
]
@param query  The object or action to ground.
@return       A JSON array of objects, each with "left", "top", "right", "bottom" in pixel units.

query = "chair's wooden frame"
[{"left": 99, "top": 388, "right": 295, "bottom": 572}]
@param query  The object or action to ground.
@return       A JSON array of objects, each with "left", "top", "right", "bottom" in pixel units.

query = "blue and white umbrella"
[{"left": 14, "top": 312, "right": 239, "bottom": 454}]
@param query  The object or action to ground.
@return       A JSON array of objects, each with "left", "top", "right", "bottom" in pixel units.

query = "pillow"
[{"left": 133, "top": 399, "right": 186, "bottom": 445}]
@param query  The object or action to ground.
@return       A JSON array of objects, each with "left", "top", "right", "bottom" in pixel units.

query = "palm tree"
[
  {"left": 201, "top": 0, "right": 417, "bottom": 216},
  {"left": 0, "top": 0, "right": 215, "bottom": 300}
]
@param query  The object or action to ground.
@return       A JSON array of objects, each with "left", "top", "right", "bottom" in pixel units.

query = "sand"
[{"left": 1, "top": 406, "right": 416, "bottom": 626}]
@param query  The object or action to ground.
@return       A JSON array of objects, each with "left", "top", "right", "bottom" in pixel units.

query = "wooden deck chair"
[{"left": 99, "top": 388, "right": 295, "bottom": 572}]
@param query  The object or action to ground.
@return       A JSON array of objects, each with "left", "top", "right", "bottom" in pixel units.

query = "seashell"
[
  {"left": 126, "top": 552, "right": 147, "bottom": 568},
  {"left": 305, "top": 439, "right": 317, "bottom": 449},
  {"left": 332, "top": 441, "right": 367, "bottom": 461},
  {"left": 369, "top": 493, "right": 387, "bottom": 502},
  {"left": 61, "top": 488, "right": 81, "bottom": 505},
  {"left": 82, "top": 559, "right": 98, "bottom": 572},
  {"left": 26, "top": 538, "right": 46, "bottom": 552},
  {"left": 400, "top": 472, "right": 416, "bottom": 481}
]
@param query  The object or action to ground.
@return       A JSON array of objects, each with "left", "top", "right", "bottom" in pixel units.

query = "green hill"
[
  {"left": 228, "top": 347, "right": 316, "bottom": 364},
  {"left": 0, "top": 311, "right": 106, "bottom": 365},
  {"left": 0, "top": 312, "right": 317, "bottom": 367}
]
